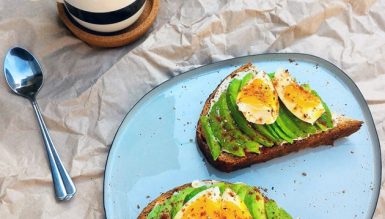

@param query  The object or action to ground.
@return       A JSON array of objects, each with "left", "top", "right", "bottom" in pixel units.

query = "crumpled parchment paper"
[{"left": 0, "top": 0, "right": 384, "bottom": 218}]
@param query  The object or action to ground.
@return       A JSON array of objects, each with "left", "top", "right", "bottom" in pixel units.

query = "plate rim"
[{"left": 103, "top": 53, "right": 382, "bottom": 218}]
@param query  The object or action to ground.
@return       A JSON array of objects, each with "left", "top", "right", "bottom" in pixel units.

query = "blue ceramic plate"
[{"left": 104, "top": 54, "right": 381, "bottom": 219}]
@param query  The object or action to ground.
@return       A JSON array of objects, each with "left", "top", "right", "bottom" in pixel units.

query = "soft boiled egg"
[
  {"left": 273, "top": 69, "right": 325, "bottom": 124},
  {"left": 174, "top": 187, "right": 252, "bottom": 219},
  {"left": 236, "top": 71, "right": 279, "bottom": 124}
]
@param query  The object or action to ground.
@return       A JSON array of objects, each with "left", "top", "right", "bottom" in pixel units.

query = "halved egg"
[
  {"left": 174, "top": 187, "right": 252, "bottom": 219},
  {"left": 273, "top": 69, "right": 325, "bottom": 124},
  {"left": 236, "top": 71, "right": 279, "bottom": 124}
]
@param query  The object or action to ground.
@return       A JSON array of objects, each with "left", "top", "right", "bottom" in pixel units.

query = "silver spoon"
[{"left": 3, "top": 47, "right": 76, "bottom": 201}]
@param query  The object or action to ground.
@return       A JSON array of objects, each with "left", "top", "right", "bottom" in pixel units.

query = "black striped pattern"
[{"left": 64, "top": 0, "right": 146, "bottom": 25}]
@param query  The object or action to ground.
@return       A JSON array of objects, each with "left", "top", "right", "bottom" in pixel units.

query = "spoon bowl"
[
  {"left": 4, "top": 47, "right": 43, "bottom": 99},
  {"left": 3, "top": 47, "right": 76, "bottom": 201}
]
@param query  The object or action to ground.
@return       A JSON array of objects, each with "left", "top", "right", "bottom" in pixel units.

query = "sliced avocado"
[
  {"left": 227, "top": 79, "right": 274, "bottom": 147},
  {"left": 209, "top": 100, "right": 249, "bottom": 157},
  {"left": 270, "top": 123, "right": 293, "bottom": 143},
  {"left": 208, "top": 94, "right": 247, "bottom": 157},
  {"left": 315, "top": 120, "right": 328, "bottom": 131},
  {"left": 217, "top": 94, "right": 247, "bottom": 156},
  {"left": 229, "top": 183, "right": 244, "bottom": 192},
  {"left": 253, "top": 124, "right": 280, "bottom": 144},
  {"left": 265, "top": 200, "right": 293, "bottom": 219},
  {"left": 169, "top": 187, "right": 195, "bottom": 217},
  {"left": 155, "top": 200, "right": 172, "bottom": 218},
  {"left": 236, "top": 188, "right": 250, "bottom": 201},
  {"left": 278, "top": 209, "right": 293, "bottom": 219},
  {"left": 200, "top": 115, "right": 221, "bottom": 160},
  {"left": 183, "top": 186, "right": 209, "bottom": 203},
  {"left": 282, "top": 105, "right": 317, "bottom": 135},
  {"left": 146, "top": 203, "right": 162, "bottom": 219},
  {"left": 244, "top": 141, "right": 261, "bottom": 153},
  {"left": 275, "top": 116, "right": 297, "bottom": 139},
  {"left": 209, "top": 100, "right": 247, "bottom": 156},
  {"left": 265, "top": 124, "right": 283, "bottom": 142},
  {"left": 230, "top": 183, "right": 251, "bottom": 200},
  {"left": 208, "top": 101, "right": 223, "bottom": 145},
  {"left": 240, "top": 72, "right": 254, "bottom": 88},
  {"left": 244, "top": 188, "right": 266, "bottom": 219},
  {"left": 320, "top": 104, "right": 333, "bottom": 128},
  {"left": 320, "top": 113, "right": 333, "bottom": 129},
  {"left": 279, "top": 105, "right": 306, "bottom": 138}
]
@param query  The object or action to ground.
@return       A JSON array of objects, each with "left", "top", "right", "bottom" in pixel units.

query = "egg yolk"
[
  {"left": 222, "top": 200, "right": 253, "bottom": 219},
  {"left": 283, "top": 83, "right": 321, "bottom": 111},
  {"left": 179, "top": 193, "right": 221, "bottom": 218},
  {"left": 237, "top": 79, "right": 277, "bottom": 108}
]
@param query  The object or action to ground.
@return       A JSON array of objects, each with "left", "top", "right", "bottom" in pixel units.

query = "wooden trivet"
[{"left": 57, "top": 0, "right": 159, "bottom": 48}]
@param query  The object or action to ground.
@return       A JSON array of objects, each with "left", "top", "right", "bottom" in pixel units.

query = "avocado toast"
[
  {"left": 197, "top": 63, "right": 363, "bottom": 172},
  {"left": 139, "top": 180, "right": 292, "bottom": 219}
]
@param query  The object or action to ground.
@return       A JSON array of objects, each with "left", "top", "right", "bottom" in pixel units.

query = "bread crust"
[{"left": 196, "top": 63, "right": 363, "bottom": 172}]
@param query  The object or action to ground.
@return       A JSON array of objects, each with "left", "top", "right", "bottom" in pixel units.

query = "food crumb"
[
  {"left": 158, "top": 117, "right": 162, "bottom": 120},
  {"left": 350, "top": 151, "right": 354, "bottom": 154},
  {"left": 137, "top": 204, "right": 140, "bottom": 209},
  {"left": 302, "top": 172, "right": 307, "bottom": 176},
  {"left": 189, "top": 139, "right": 193, "bottom": 143},
  {"left": 288, "top": 58, "right": 295, "bottom": 63},
  {"left": 146, "top": 195, "right": 150, "bottom": 199},
  {"left": 342, "top": 190, "right": 346, "bottom": 194}
]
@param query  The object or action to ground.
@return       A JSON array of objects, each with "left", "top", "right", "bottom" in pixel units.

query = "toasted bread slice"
[{"left": 196, "top": 64, "right": 363, "bottom": 172}]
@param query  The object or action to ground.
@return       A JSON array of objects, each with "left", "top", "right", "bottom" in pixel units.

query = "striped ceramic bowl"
[{"left": 60, "top": 0, "right": 146, "bottom": 33}]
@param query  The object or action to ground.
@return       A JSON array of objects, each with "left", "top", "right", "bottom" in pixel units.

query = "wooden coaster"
[{"left": 57, "top": 0, "right": 159, "bottom": 48}]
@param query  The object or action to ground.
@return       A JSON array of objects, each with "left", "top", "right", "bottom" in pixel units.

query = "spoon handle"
[{"left": 31, "top": 99, "right": 76, "bottom": 201}]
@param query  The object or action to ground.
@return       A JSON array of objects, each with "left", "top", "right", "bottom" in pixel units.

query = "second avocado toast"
[
  {"left": 197, "top": 63, "right": 363, "bottom": 172},
  {"left": 139, "top": 180, "right": 292, "bottom": 219}
]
